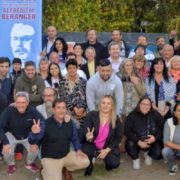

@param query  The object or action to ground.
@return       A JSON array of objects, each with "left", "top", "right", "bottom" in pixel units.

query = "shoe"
[
  {"left": 133, "top": 159, "right": 140, "bottom": 169},
  {"left": 7, "top": 165, "right": 16, "bottom": 175},
  {"left": 25, "top": 163, "right": 39, "bottom": 172},
  {"left": 106, "top": 165, "right": 113, "bottom": 171},
  {"left": 62, "top": 167, "right": 73, "bottom": 180},
  {"left": 144, "top": 152, "right": 152, "bottom": 166},
  {"left": 84, "top": 164, "right": 93, "bottom": 177},
  {"left": 169, "top": 164, "right": 179, "bottom": 175},
  {"left": 15, "top": 153, "right": 23, "bottom": 161}
]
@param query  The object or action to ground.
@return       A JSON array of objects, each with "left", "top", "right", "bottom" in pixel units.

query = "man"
[
  {"left": 0, "top": 57, "right": 14, "bottom": 104},
  {"left": 28, "top": 99, "right": 90, "bottom": 180},
  {"left": 0, "top": 92, "right": 44, "bottom": 175},
  {"left": 128, "top": 36, "right": 155, "bottom": 60},
  {"left": 61, "top": 53, "right": 87, "bottom": 80},
  {"left": 105, "top": 29, "right": 130, "bottom": 58},
  {"left": 81, "top": 28, "right": 108, "bottom": 66},
  {"left": 11, "top": 58, "right": 22, "bottom": 80},
  {"left": 162, "top": 44, "right": 174, "bottom": 67},
  {"left": 154, "top": 37, "right": 166, "bottom": 58},
  {"left": 15, "top": 61, "right": 45, "bottom": 107},
  {"left": 86, "top": 59, "right": 123, "bottom": 117},
  {"left": 10, "top": 23, "right": 35, "bottom": 67},
  {"left": 108, "top": 42, "right": 123, "bottom": 73},
  {"left": 40, "top": 26, "right": 57, "bottom": 59}
]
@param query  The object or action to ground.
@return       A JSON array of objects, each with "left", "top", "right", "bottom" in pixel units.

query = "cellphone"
[
  {"left": 94, "top": 151, "right": 101, "bottom": 158},
  {"left": 141, "top": 136, "right": 150, "bottom": 141}
]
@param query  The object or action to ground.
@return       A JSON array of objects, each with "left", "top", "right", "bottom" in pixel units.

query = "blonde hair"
[
  {"left": 98, "top": 95, "right": 117, "bottom": 129},
  {"left": 132, "top": 54, "right": 146, "bottom": 70},
  {"left": 38, "top": 57, "right": 49, "bottom": 73},
  {"left": 168, "top": 56, "right": 180, "bottom": 73}
]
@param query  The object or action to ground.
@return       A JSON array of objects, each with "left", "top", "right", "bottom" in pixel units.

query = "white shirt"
[
  {"left": 43, "top": 38, "right": 55, "bottom": 53},
  {"left": 61, "top": 69, "right": 87, "bottom": 80},
  {"left": 108, "top": 57, "right": 123, "bottom": 73}
]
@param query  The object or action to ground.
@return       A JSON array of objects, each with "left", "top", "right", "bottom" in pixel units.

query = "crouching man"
[
  {"left": 0, "top": 92, "right": 45, "bottom": 175},
  {"left": 28, "top": 99, "right": 89, "bottom": 180}
]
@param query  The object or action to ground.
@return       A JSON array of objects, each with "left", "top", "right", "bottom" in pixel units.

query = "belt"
[{"left": 15, "top": 136, "right": 27, "bottom": 140}]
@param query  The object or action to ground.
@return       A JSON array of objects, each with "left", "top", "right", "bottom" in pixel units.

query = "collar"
[
  {"left": 108, "top": 57, "right": 122, "bottom": 63},
  {"left": 13, "top": 69, "right": 22, "bottom": 75},
  {"left": 0, "top": 73, "right": 10, "bottom": 80},
  {"left": 47, "top": 36, "right": 56, "bottom": 43}
]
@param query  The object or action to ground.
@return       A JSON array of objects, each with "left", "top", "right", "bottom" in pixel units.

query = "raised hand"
[
  {"left": 31, "top": 119, "right": 41, "bottom": 134},
  {"left": 3, "top": 144, "right": 13, "bottom": 156},
  {"left": 86, "top": 127, "right": 95, "bottom": 141},
  {"left": 170, "top": 30, "right": 177, "bottom": 39}
]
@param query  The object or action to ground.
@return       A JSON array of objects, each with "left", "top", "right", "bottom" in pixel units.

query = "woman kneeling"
[{"left": 125, "top": 96, "right": 164, "bottom": 169}]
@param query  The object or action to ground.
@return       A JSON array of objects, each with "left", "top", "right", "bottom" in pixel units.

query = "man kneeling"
[{"left": 28, "top": 99, "right": 89, "bottom": 180}]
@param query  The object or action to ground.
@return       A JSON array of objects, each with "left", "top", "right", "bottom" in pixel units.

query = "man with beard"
[{"left": 154, "top": 37, "right": 166, "bottom": 58}]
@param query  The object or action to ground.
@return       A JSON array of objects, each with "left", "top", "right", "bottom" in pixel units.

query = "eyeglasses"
[
  {"left": 124, "top": 64, "right": 133, "bottom": 67},
  {"left": 136, "top": 59, "right": 145, "bottom": 63},
  {"left": 140, "top": 103, "right": 151, "bottom": 107},
  {"left": 43, "top": 94, "right": 55, "bottom": 98}
]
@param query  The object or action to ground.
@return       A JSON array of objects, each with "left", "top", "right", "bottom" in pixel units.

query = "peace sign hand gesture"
[
  {"left": 31, "top": 119, "right": 41, "bottom": 134},
  {"left": 86, "top": 127, "right": 95, "bottom": 141}
]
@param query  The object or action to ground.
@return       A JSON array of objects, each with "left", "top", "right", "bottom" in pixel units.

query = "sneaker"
[
  {"left": 7, "top": 165, "right": 16, "bottom": 175},
  {"left": 144, "top": 152, "right": 152, "bottom": 166},
  {"left": 15, "top": 153, "right": 23, "bottom": 161},
  {"left": 169, "top": 164, "right": 179, "bottom": 175},
  {"left": 133, "top": 159, "right": 140, "bottom": 169},
  {"left": 25, "top": 163, "right": 39, "bottom": 172}
]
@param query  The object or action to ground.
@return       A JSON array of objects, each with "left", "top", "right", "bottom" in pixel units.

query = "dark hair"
[
  {"left": 111, "top": 29, "right": 122, "bottom": 35},
  {"left": 54, "top": 37, "right": 68, "bottom": 61},
  {"left": 156, "top": 37, "right": 165, "bottom": 42},
  {"left": 73, "top": 43, "right": 83, "bottom": 50},
  {"left": 66, "top": 52, "right": 76, "bottom": 60},
  {"left": 46, "top": 63, "right": 62, "bottom": 86},
  {"left": 173, "top": 103, "right": 180, "bottom": 126},
  {"left": 134, "top": 96, "right": 153, "bottom": 113},
  {"left": 25, "top": 61, "right": 36, "bottom": 68},
  {"left": 52, "top": 98, "right": 66, "bottom": 108},
  {"left": 134, "top": 44, "right": 146, "bottom": 54},
  {"left": 0, "top": 57, "right": 11, "bottom": 67},
  {"left": 148, "top": 58, "right": 169, "bottom": 84},
  {"left": 12, "top": 58, "right": 22, "bottom": 64},
  {"left": 99, "top": 59, "right": 111, "bottom": 67},
  {"left": 66, "top": 59, "right": 78, "bottom": 69}
]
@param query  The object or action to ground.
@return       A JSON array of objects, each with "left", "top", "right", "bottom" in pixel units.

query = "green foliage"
[{"left": 42, "top": 0, "right": 180, "bottom": 34}]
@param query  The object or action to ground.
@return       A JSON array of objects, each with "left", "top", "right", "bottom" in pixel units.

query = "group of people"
[{"left": 0, "top": 26, "right": 180, "bottom": 180}]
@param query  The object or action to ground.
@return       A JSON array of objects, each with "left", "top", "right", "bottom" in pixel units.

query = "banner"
[{"left": 0, "top": 0, "right": 42, "bottom": 69}]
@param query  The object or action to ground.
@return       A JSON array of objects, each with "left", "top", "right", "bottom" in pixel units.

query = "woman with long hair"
[
  {"left": 125, "top": 96, "right": 164, "bottom": 169},
  {"left": 145, "top": 58, "right": 176, "bottom": 120},
  {"left": 46, "top": 63, "right": 62, "bottom": 90},
  {"left": 54, "top": 37, "right": 68, "bottom": 70},
  {"left": 162, "top": 103, "right": 180, "bottom": 175},
  {"left": 82, "top": 95, "right": 122, "bottom": 177},
  {"left": 38, "top": 57, "right": 49, "bottom": 79}
]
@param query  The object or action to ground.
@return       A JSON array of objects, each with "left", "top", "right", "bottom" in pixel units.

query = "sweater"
[
  {"left": 15, "top": 71, "right": 45, "bottom": 107},
  {"left": 86, "top": 71, "right": 123, "bottom": 116},
  {"left": 124, "top": 110, "right": 164, "bottom": 143}
]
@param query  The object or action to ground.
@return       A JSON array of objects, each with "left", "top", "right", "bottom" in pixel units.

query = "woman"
[
  {"left": 169, "top": 56, "right": 180, "bottom": 102},
  {"left": 73, "top": 43, "right": 87, "bottom": 69},
  {"left": 58, "top": 59, "right": 87, "bottom": 129},
  {"left": 145, "top": 58, "right": 176, "bottom": 120},
  {"left": 38, "top": 57, "right": 49, "bottom": 79},
  {"left": 125, "top": 96, "right": 164, "bottom": 169},
  {"left": 46, "top": 63, "right": 62, "bottom": 90},
  {"left": 162, "top": 103, "right": 180, "bottom": 175},
  {"left": 81, "top": 46, "right": 96, "bottom": 80},
  {"left": 54, "top": 37, "right": 68, "bottom": 69},
  {"left": 82, "top": 95, "right": 122, "bottom": 176},
  {"left": 132, "top": 54, "right": 150, "bottom": 80}
]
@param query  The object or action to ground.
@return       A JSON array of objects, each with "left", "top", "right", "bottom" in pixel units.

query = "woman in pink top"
[{"left": 82, "top": 95, "right": 123, "bottom": 177}]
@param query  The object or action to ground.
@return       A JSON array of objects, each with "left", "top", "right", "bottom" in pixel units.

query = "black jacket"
[
  {"left": 81, "top": 41, "right": 108, "bottom": 66},
  {"left": 0, "top": 106, "right": 45, "bottom": 145},
  {"left": 105, "top": 39, "right": 130, "bottom": 58},
  {"left": 124, "top": 110, "right": 164, "bottom": 143},
  {"left": 81, "top": 63, "right": 96, "bottom": 80},
  {"left": 11, "top": 69, "right": 22, "bottom": 80},
  {"left": 83, "top": 111, "right": 122, "bottom": 154}
]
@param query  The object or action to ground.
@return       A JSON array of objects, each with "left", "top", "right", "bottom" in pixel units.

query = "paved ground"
[{"left": 0, "top": 152, "right": 179, "bottom": 180}]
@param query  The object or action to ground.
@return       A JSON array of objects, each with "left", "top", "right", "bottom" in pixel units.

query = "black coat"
[
  {"left": 81, "top": 41, "right": 108, "bottom": 66},
  {"left": 81, "top": 63, "right": 96, "bottom": 80},
  {"left": 83, "top": 111, "right": 123, "bottom": 154}
]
